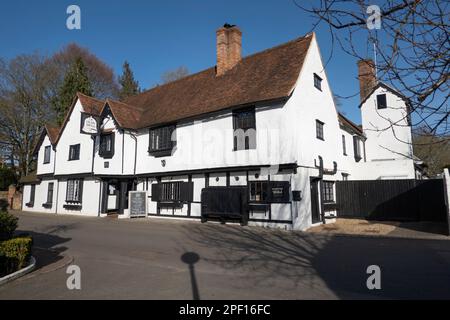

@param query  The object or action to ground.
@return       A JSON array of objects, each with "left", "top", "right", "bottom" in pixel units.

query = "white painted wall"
[
  {"left": 54, "top": 100, "right": 95, "bottom": 175},
  {"left": 56, "top": 178, "right": 100, "bottom": 216},
  {"left": 21, "top": 179, "right": 58, "bottom": 213},
  {"left": 362, "top": 86, "right": 413, "bottom": 161}
]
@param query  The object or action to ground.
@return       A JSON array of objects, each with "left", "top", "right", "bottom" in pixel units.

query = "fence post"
[{"left": 443, "top": 167, "right": 450, "bottom": 236}]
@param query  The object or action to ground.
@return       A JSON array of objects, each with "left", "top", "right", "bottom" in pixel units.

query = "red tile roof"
[{"left": 121, "top": 33, "right": 313, "bottom": 129}]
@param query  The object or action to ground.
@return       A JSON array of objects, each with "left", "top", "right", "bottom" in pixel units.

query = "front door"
[{"left": 310, "top": 178, "right": 321, "bottom": 224}]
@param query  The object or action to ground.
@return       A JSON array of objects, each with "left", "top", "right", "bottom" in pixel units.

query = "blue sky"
[{"left": 0, "top": 0, "right": 372, "bottom": 124}]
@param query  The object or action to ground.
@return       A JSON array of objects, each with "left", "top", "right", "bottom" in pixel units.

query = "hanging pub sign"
[{"left": 80, "top": 112, "right": 100, "bottom": 135}]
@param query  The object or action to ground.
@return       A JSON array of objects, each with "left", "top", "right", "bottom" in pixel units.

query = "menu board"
[{"left": 129, "top": 191, "right": 147, "bottom": 217}]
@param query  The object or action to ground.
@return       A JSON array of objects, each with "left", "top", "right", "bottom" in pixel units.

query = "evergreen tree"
[
  {"left": 118, "top": 61, "right": 140, "bottom": 100},
  {"left": 56, "top": 57, "right": 92, "bottom": 125}
]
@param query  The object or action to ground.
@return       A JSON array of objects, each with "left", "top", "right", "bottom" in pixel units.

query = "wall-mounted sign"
[
  {"left": 80, "top": 112, "right": 99, "bottom": 135},
  {"left": 129, "top": 191, "right": 148, "bottom": 218},
  {"left": 268, "top": 181, "right": 290, "bottom": 203}
]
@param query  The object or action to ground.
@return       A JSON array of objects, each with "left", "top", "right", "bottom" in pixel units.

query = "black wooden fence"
[{"left": 336, "top": 179, "right": 447, "bottom": 222}]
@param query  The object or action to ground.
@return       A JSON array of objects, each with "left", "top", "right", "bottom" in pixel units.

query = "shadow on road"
[
  {"left": 183, "top": 223, "right": 450, "bottom": 299},
  {"left": 181, "top": 252, "right": 201, "bottom": 300},
  {"left": 15, "top": 229, "right": 71, "bottom": 272}
]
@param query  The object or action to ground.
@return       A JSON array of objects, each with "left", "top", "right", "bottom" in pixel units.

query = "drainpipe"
[{"left": 128, "top": 130, "right": 138, "bottom": 181}]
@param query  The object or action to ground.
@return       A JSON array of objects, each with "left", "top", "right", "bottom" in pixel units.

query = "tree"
[
  {"left": 118, "top": 61, "right": 140, "bottom": 100},
  {"left": 56, "top": 57, "right": 92, "bottom": 124},
  {"left": 50, "top": 43, "right": 119, "bottom": 100},
  {"left": 0, "top": 54, "right": 56, "bottom": 177},
  {"left": 161, "top": 66, "right": 189, "bottom": 84},
  {"left": 413, "top": 127, "right": 450, "bottom": 176},
  {"left": 0, "top": 166, "right": 17, "bottom": 191},
  {"left": 294, "top": 0, "right": 449, "bottom": 137}
]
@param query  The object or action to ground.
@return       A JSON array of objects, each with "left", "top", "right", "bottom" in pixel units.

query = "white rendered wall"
[
  {"left": 361, "top": 87, "right": 413, "bottom": 161},
  {"left": 56, "top": 178, "right": 101, "bottom": 216},
  {"left": 54, "top": 100, "right": 95, "bottom": 175},
  {"left": 21, "top": 179, "right": 58, "bottom": 213}
]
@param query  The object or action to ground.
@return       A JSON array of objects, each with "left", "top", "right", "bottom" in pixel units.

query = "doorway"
[{"left": 101, "top": 179, "right": 135, "bottom": 215}]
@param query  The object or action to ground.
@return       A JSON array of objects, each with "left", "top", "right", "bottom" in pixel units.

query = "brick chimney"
[
  {"left": 357, "top": 59, "right": 377, "bottom": 101},
  {"left": 216, "top": 24, "right": 242, "bottom": 76}
]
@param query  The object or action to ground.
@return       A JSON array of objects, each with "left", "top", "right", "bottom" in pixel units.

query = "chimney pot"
[
  {"left": 357, "top": 59, "right": 377, "bottom": 101},
  {"left": 216, "top": 25, "right": 242, "bottom": 76}
]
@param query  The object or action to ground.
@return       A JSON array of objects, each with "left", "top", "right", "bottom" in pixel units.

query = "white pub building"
[{"left": 21, "top": 25, "right": 423, "bottom": 230}]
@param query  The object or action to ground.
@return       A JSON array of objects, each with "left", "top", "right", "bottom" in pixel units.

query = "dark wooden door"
[{"left": 310, "top": 178, "right": 321, "bottom": 224}]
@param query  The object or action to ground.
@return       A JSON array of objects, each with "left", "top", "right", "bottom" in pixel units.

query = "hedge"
[
  {"left": 0, "top": 210, "right": 18, "bottom": 241},
  {"left": 0, "top": 237, "right": 33, "bottom": 277}
]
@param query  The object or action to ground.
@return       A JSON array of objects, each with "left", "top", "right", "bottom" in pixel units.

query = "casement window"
[
  {"left": 322, "top": 181, "right": 335, "bottom": 203},
  {"left": 376, "top": 94, "right": 387, "bottom": 109},
  {"left": 99, "top": 133, "right": 115, "bottom": 158},
  {"left": 249, "top": 181, "right": 290, "bottom": 203},
  {"left": 69, "top": 144, "right": 80, "bottom": 161},
  {"left": 342, "top": 135, "right": 347, "bottom": 155},
  {"left": 66, "top": 179, "right": 83, "bottom": 203},
  {"left": 314, "top": 73, "right": 322, "bottom": 91},
  {"left": 149, "top": 125, "right": 176, "bottom": 157},
  {"left": 43, "top": 146, "right": 51, "bottom": 164},
  {"left": 43, "top": 182, "right": 54, "bottom": 208},
  {"left": 353, "top": 136, "right": 362, "bottom": 162},
  {"left": 26, "top": 184, "right": 35, "bottom": 207},
  {"left": 249, "top": 181, "right": 269, "bottom": 202},
  {"left": 151, "top": 181, "right": 193, "bottom": 202},
  {"left": 316, "top": 120, "right": 324, "bottom": 140},
  {"left": 233, "top": 108, "right": 256, "bottom": 151}
]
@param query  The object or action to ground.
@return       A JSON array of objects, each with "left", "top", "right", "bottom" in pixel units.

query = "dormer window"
[
  {"left": 149, "top": 125, "right": 176, "bottom": 157},
  {"left": 376, "top": 94, "right": 387, "bottom": 109},
  {"left": 69, "top": 144, "right": 80, "bottom": 161},
  {"left": 43, "top": 146, "right": 51, "bottom": 164},
  {"left": 99, "top": 133, "right": 115, "bottom": 159},
  {"left": 233, "top": 108, "right": 256, "bottom": 151},
  {"left": 314, "top": 73, "right": 322, "bottom": 91}
]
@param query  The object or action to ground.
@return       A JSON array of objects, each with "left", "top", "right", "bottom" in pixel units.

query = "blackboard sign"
[{"left": 129, "top": 191, "right": 148, "bottom": 218}]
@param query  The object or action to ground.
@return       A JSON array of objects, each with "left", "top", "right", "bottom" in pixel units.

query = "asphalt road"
[{"left": 1, "top": 211, "right": 450, "bottom": 299}]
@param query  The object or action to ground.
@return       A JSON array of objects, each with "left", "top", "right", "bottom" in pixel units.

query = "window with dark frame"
[
  {"left": 233, "top": 108, "right": 256, "bottom": 151},
  {"left": 376, "top": 94, "right": 387, "bottom": 109},
  {"left": 66, "top": 179, "right": 82, "bottom": 203},
  {"left": 314, "top": 73, "right": 322, "bottom": 90},
  {"left": 249, "top": 181, "right": 269, "bottom": 203},
  {"left": 43, "top": 146, "right": 51, "bottom": 164},
  {"left": 46, "top": 182, "right": 54, "bottom": 204},
  {"left": 316, "top": 120, "right": 324, "bottom": 140},
  {"left": 353, "top": 136, "right": 362, "bottom": 162},
  {"left": 149, "top": 125, "right": 176, "bottom": 156},
  {"left": 322, "top": 181, "right": 335, "bottom": 203},
  {"left": 342, "top": 135, "right": 347, "bottom": 155},
  {"left": 69, "top": 144, "right": 80, "bottom": 161},
  {"left": 27, "top": 184, "right": 35, "bottom": 207},
  {"left": 151, "top": 181, "right": 193, "bottom": 203},
  {"left": 160, "top": 181, "right": 181, "bottom": 201},
  {"left": 99, "top": 133, "right": 114, "bottom": 158}
]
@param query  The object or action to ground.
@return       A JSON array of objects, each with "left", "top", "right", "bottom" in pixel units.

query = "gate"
[
  {"left": 201, "top": 186, "right": 249, "bottom": 224},
  {"left": 336, "top": 179, "right": 446, "bottom": 221}
]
